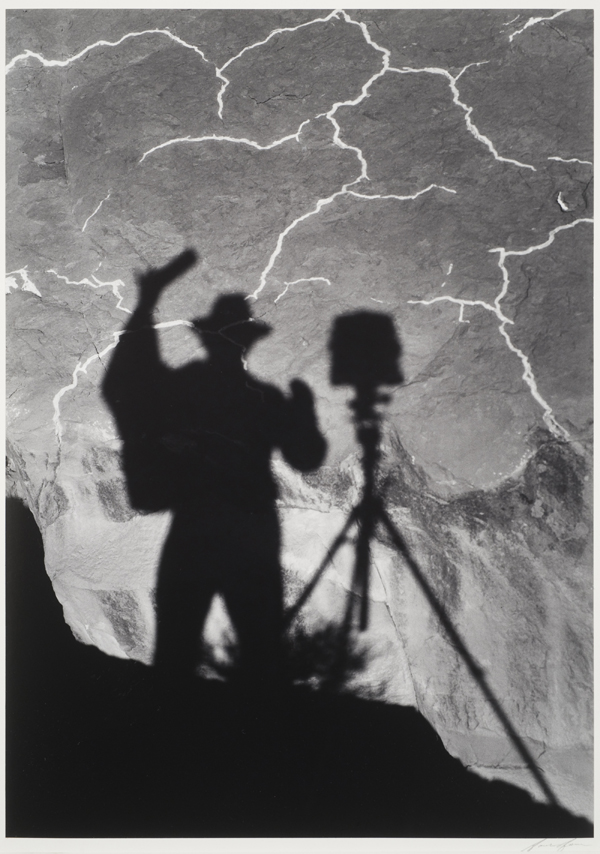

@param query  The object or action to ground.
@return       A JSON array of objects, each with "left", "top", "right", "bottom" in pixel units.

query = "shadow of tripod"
[{"left": 283, "top": 311, "right": 560, "bottom": 809}]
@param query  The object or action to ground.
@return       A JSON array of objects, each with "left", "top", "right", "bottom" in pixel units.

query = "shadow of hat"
[{"left": 192, "top": 294, "right": 272, "bottom": 347}]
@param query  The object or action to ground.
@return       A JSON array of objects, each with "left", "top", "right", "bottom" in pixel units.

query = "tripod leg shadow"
[
  {"left": 284, "top": 495, "right": 562, "bottom": 809},
  {"left": 378, "top": 506, "right": 561, "bottom": 809}
]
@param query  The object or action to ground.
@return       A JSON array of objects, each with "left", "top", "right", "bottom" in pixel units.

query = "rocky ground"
[
  {"left": 6, "top": 498, "right": 593, "bottom": 837},
  {"left": 6, "top": 9, "right": 593, "bottom": 825}
]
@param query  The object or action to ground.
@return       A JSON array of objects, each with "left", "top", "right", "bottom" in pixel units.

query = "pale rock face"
[{"left": 6, "top": 10, "right": 592, "bottom": 818}]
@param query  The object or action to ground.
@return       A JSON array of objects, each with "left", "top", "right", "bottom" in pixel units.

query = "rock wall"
[{"left": 6, "top": 9, "right": 592, "bottom": 817}]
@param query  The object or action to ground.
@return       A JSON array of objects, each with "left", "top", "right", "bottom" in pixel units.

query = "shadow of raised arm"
[
  {"left": 102, "top": 249, "right": 199, "bottom": 511},
  {"left": 128, "top": 249, "right": 198, "bottom": 330}
]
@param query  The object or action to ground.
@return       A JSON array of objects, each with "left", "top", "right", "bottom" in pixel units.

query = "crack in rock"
[
  {"left": 47, "top": 269, "right": 131, "bottom": 315},
  {"left": 5, "top": 27, "right": 212, "bottom": 75},
  {"left": 82, "top": 191, "right": 111, "bottom": 232},
  {"left": 139, "top": 121, "right": 311, "bottom": 163},
  {"left": 548, "top": 156, "right": 593, "bottom": 166},
  {"left": 215, "top": 10, "right": 341, "bottom": 120},
  {"left": 408, "top": 218, "right": 593, "bottom": 441},
  {"left": 275, "top": 277, "right": 332, "bottom": 303},
  {"left": 389, "top": 62, "right": 536, "bottom": 171},
  {"left": 508, "top": 11, "right": 568, "bottom": 43},
  {"left": 52, "top": 331, "right": 123, "bottom": 445},
  {"left": 250, "top": 184, "right": 457, "bottom": 302},
  {"left": 52, "top": 317, "right": 196, "bottom": 445}
]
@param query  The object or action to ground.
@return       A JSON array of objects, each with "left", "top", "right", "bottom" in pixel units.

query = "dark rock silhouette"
[{"left": 6, "top": 497, "right": 593, "bottom": 837}]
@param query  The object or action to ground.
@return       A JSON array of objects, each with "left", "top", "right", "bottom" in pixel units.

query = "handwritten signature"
[{"left": 522, "top": 841, "right": 590, "bottom": 853}]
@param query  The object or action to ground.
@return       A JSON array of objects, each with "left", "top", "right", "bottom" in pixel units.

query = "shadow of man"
[{"left": 102, "top": 251, "right": 327, "bottom": 686}]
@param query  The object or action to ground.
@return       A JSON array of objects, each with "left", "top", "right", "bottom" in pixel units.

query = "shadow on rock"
[
  {"left": 101, "top": 251, "right": 327, "bottom": 686},
  {"left": 6, "top": 497, "right": 593, "bottom": 838}
]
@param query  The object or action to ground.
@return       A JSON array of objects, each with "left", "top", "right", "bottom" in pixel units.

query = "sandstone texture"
[{"left": 6, "top": 10, "right": 593, "bottom": 818}]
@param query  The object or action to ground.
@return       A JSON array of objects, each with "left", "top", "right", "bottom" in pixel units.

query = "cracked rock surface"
[{"left": 6, "top": 9, "right": 592, "bottom": 819}]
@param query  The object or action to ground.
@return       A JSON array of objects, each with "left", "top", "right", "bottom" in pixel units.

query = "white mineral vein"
[
  {"left": 5, "top": 27, "right": 211, "bottom": 75},
  {"left": 457, "top": 304, "right": 469, "bottom": 323},
  {"left": 249, "top": 185, "right": 457, "bottom": 302},
  {"left": 408, "top": 293, "right": 498, "bottom": 323},
  {"left": 143, "top": 6, "right": 391, "bottom": 166},
  {"left": 548, "top": 156, "right": 593, "bottom": 166},
  {"left": 508, "top": 10, "right": 568, "bottom": 43},
  {"left": 389, "top": 63, "right": 536, "bottom": 171},
  {"left": 348, "top": 187, "right": 456, "bottom": 202},
  {"left": 47, "top": 269, "right": 131, "bottom": 315},
  {"left": 52, "top": 332, "right": 124, "bottom": 445},
  {"left": 6, "top": 267, "right": 42, "bottom": 296},
  {"left": 6, "top": 13, "right": 550, "bottom": 180},
  {"left": 52, "top": 318, "right": 196, "bottom": 443},
  {"left": 47, "top": 266, "right": 196, "bottom": 441},
  {"left": 10, "top": 11, "right": 590, "bottom": 453},
  {"left": 154, "top": 319, "right": 195, "bottom": 329},
  {"left": 409, "top": 218, "right": 593, "bottom": 440},
  {"left": 275, "top": 277, "right": 332, "bottom": 303},
  {"left": 139, "top": 121, "right": 311, "bottom": 163},
  {"left": 318, "top": 10, "right": 391, "bottom": 177},
  {"left": 82, "top": 192, "right": 111, "bottom": 232},
  {"left": 141, "top": 8, "right": 433, "bottom": 305},
  {"left": 215, "top": 9, "right": 341, "bottom": 120}
]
